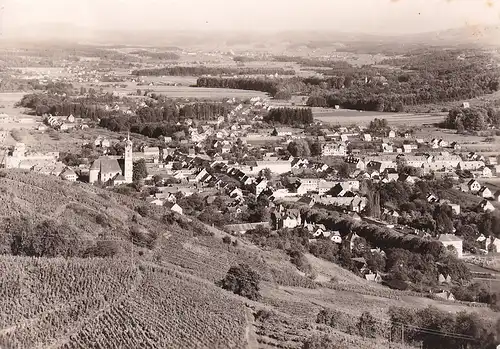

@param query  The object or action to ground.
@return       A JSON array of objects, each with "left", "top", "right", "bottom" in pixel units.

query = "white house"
[
  {"left": 166, "top": 202, "right": 183, "bottom": 215},
  {"left": 438, "top": 234, "right": 463, "bottom": 259},
  {"left": 467, "top": 179, "right": 481, "bottom": 193},
  {"left": 479, "top": 200, "right": 495, "bottom": 212},
  {"left": 479, "top": 186, "right": 494, "bottom": 199}
]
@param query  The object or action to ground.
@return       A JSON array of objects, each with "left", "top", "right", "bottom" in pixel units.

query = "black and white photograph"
[{"left": 0, "top": 0, "right": 500, "bottom": 348}]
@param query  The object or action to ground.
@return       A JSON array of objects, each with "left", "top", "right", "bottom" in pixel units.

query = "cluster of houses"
[{"left": 43, "top": 114, "right": 83, "bottom": 131}]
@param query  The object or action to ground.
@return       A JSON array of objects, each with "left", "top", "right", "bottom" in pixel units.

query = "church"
[{"left": 89, "top": 135, "right": 133, "bottom": 185}]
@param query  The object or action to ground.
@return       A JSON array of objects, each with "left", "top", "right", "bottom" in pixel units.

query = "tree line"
[
  {"left": 443, "top": 106, "right": 500, "bottom": 131},
  {"left": 133, "top": 66, "right": 296, "bottom": 77},
  {"left": 200, "top": 49, "right": 499, "bottom": 111}
]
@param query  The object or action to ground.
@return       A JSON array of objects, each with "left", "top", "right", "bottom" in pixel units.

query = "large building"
[{"left": 89, "top": 135, "right": 133, "bottom": 185}]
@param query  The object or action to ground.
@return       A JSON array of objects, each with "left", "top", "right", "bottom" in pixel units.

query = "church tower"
[{"left": 124, "top": 132, "right": 133, "bottom": 183}]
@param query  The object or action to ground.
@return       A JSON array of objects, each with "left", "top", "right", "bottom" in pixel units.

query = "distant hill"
[
  {"left": 2, "top": 25, "right": 500, "bottom": 48},
  {"left": 0, "top": 170, "right": 494, "bottom": 348}
]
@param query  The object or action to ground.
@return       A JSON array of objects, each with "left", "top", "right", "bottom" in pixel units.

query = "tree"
[
  {"left": 259, "top": 168, "right": 272, "bottom": 180},
  {"left": 310, "top": 142, "right": 322, "bottom": 157},
  {"left": 133, "top": 159, "right": 148, "bottom": 182},
  {"left": 216, "top": 264, "right": 261, "bottom": 300},
  {"left": 357, "top": 311, "right": 376, "bottom": 338},
  {"left": 287, "top": 140, "right": 311, "bottom": 157}
]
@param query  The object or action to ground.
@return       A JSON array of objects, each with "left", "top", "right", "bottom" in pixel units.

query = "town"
[{"left": 2, "top": 14, "right": 500, "bottom": 349}]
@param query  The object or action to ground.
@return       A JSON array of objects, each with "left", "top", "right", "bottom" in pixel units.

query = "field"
[
  {"left": 314, "top": 108, "right": 447, "bottom": 127},
  {"left": 0, "top": 93, "right": 40, "bottom": 136},
  {"left": 100, "top": 83, "right": 269, "bottom": 99},
  {"left": 0, "top": 171, "right": 495, "bottom": 348}
]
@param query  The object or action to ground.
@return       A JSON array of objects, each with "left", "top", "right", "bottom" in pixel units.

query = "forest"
[
  {"left": 199, "top": 49, "right": 499, "bottom": 111},
  {"left": 132, "top": 66, "right": 296, "bottom": 76}
]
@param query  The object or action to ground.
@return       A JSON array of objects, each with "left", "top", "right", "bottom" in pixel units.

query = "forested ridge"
[{"left": 199, "top": 49, "right": 500, "bottom": 111}]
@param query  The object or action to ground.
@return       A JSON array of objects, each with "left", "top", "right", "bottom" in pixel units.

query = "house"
[
  {"left": 398, "top": 174, "right": 416, "bottom": 185},
  {"left": 165, "top": 202, "right": 183, "bottom": 215},
  {"left": 322, "top": 143, "right": 346, "bottom": 157},
  {"left": 467, "top": 179, "right": 481, "bottom": 193},
  {"left": 230, "top": 188, "right": 243, "bottom": 199},
  {"left": 272, "top": 208, "right": 302, "bottom": 229},
  {"left": 479, "top": 200, "right": 495, "bottom": 212},
  {"left": 438, "top": 139, "right": 448, "bottom": 148},
  {"left": 446, "top": 203, "right": 461, "bottom": 215},
  {"left": 143, "top": 146, "right": 160, "bottom": 160},
  {"left": 484, "top": 236, "right": 500, "bottom": 253},
  {"left": 365, "top": 272, "right": 383, "bottom": 283},
  {"left": 402, "top": 144, "right": 413, "bottom": 153},
  {"left": 427, "top": 193, "right": 439, "bottom": 203},
  {"left": 462, "top": 102, "right": 470, "bottom": 109},
  {"left": 330, "top": 231, "right": 342, "bottom": 244},
  {"left": 59, "top": 167, "right": 78, "bottom": 181},
  {"left": 254, "top": 178, "right": 268, "bottom": 196},
  {"left": 363, "top": 134, "right": 372, "bottom": 142},
  {"left": 473, "top": 167, "right": 493, "bottom": 178},
  {"left": 494, "top": 190, "right": 500, "bottom": 202},
  {"left": 459, "top": 161, "right": 486, "bottom": 171},
  {"left": 388, "top": 130, "right": 396, "bottom": 138},
  {"left": 479, "top": 186, "right": 494, "bottom": 199},
  {"left": 451, "top": 142, "right": 461, "bottom": 150},
  {"left": 438, "top": 234, "right": 463, "bottom": 259},
  {"left": 438, "top": 274, "right": 452, "bottom": 284},
  {"left": 435, "top": 290, "right": 455, "bottom": 301},
  {"left": 381, "top": 143, "right": 393, "bottom": 153},
  {"left": 350, "top": 197, "right": 367, "bottom": 213}
]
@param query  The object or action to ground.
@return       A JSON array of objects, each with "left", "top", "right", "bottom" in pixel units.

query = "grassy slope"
[{"left": 0, "top": 170, "right": 495, "bottom": 348}]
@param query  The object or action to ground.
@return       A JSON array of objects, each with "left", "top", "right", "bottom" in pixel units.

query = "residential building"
[
  {"left": 322, "top": 143, "right": 346, "bottom": 156},
  {"left": 467, "top": 179, "right": 481, "bottom": 193},
  {"left": 479, "top": 200, "right": 495, "bottom": 212},
  {"left": 59, "top": 167, "right": 78, "bottom": 182}
]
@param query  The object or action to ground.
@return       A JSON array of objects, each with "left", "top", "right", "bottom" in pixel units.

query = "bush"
[
  {"left": 135, "top": 205, "right": 150, "bottom": 217},
  {"left": 216, "top": 263, "right": 261, "bottom": 301},
  {"left": 254, "top": 309, "right": 273, "bottom": 322},
  {"left": 86, "top": 240, "right": 123, "bottom": 257},
  {"left": 129, "top": 225, "right": 158, "bottom": 249},
  {"left": 357, "top": 311, "right": 376, "bottom": 338},
  {"left": 288, "top": 249, "right": 313, "bottom": 275},
  {"left": 222, "top": 236, "right": 232, "bottom": 245},
  {"left": 302, "top": 335, "right": 347, "bottom": 349}
]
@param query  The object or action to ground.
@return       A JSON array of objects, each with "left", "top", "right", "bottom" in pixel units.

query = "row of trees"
[
  {"left": 129, "top": 50, "right": 180, "bottom": 60},
  {"left": 133, "top": 66, "right": 295, "bottom": 76},
  {"left": 311, "top": 305, "right": 499, "bottom": 348}
]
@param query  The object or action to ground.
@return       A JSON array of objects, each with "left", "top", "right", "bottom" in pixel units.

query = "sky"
[{"left": 0, "top": 0, "right": 499, "bottom": 36}]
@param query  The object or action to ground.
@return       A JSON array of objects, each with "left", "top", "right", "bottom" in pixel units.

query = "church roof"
[{"left": 90, "top": 157, "right": 122, "bottom": 174}]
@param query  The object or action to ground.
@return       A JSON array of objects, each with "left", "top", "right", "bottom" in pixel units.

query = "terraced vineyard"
[
  {"left": 0, "top": 171, "right": 497, "bottom": 349},
  {"left": 0, "top": 258, "right": 248, "bottom": 349}
]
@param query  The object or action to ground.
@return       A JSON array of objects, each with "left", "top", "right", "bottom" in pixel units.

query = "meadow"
[{"left": 314, "top": 108, "right": 447, "bottom": 127}]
